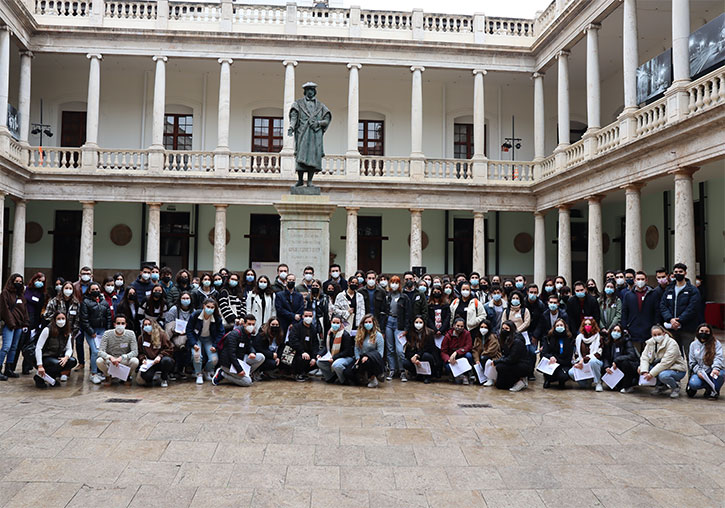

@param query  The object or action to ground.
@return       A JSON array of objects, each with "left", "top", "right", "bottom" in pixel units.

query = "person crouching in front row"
[
  {"left": 136, "top": 319, "right": 175, "bottom": 387},
  {"left": 95, "top": 315, "right": 139, "bottom": 385},
  {"left": 34, "top": 312, "right": 78, "bottom": 388},
  {"left": 212, "top": 314, "right": 265, "bottom": 387}
]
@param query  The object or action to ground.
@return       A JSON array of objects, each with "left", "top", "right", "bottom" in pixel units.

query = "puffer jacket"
[
  {"left": 639, "top": 334, "right": 687, "bottom": 377},
  {"left": 80, "top": 293, "right": 112, "bottom": 336},
  {"left": 43, "top": 296, "right": 81, "bottom": 336}
]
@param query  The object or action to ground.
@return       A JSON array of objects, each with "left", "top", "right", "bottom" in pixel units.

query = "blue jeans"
[
  {"left": 318, "top": 356, "right": 354, "bottom": 383},
  {"left": 657, "top": 369, "right": 685, "bottom": 389},
  {"left": 445, "top": 352, "right": 474, "bottom": 376},
  {"left": 384, "top": 318, "right": 405, "bottom": 373},
  {"left": 567, "top": 357, "right": 603, "bottom": 387},
  {"left": 688, "top": 372, "right": 724, "bottom": 393},
  {"left": 85, "top": 327, "right": 105, "bottom": 375},
  {"left": 192, "top": 336, "right": 219, "bottom": 375},
  {"left": 0, "top": 327, "right": 23, "bottom": 368}
]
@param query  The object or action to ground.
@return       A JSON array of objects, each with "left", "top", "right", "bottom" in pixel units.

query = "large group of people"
[{"left": 0, "top": 260, "right": 719, "bottom": 400}]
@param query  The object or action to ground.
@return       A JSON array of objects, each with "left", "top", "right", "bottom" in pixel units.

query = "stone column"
[
  {"left": 533, "top": 72, "right": 545, "bottom": 161},
  {"left": 409, "top": 208, "right": 423, "bottom": 269},
  {"left": 281, "top": 60, "right": 297, "bottom": 155},
  {"left": 622, "top": 0, "right": 639, "bottom": 112},
  {"left": 409, "top": 66, "right": 425, "bottom": 179},
  {"left": 472, "top": 69, "right": 487, "bottom": 159},
  {"left": 346, "top": 63, "right": 361, "bottom": 156},
  {"left": 216, "top": 58, "right": 233, "bottom": 151},
  {"left": 672, "top": 167, "right": 698, "bottom": 274},
  {"left": 556, "top": 50, "right": 570, "bottom": 148},
  {"left": 585, "top": 23, "right": 601, "bottom": 131},
  {"left": 150, "top": 55, "right": 167, "bottom": 150},
  {"left": 18, "top": 51, "right": 33, "bottom": 145},
  {"left": 587, "top": 196, "right": 604, "bottom": 284},
  {"left": 345, "top": 207, "right": 359, "bottom": 277},
  {"left": 557, "top": 204, "right": 571, "bottom": 285},
  {"left": 213, "top": 204, "right": 228, "bottom": 273},
  {"left": 11, "top": 199, "right": 26, "bottom": 276},
  {"left": 534, "top": 211, "right": 546, "bottom": 287},
  {"left": 0, "top": 28, "right": 9, "bottom": 133},
  {"left": 623, "top": 183, "right": 644, "bottom": 271},
  {"left": 79, "top": 201, "right": 95, "bottom": 270},
  {"left": 671, "top": 0, "right": 691, "bottom": 85},
  {"left": 0, "top": 192, "right": 4, "bottom": 289},
  {"left": 146, "top": 203, "right": 162, "bottom": 265},
  {"left": 472, "top": 211, "right": 486, "bottom": 275},
  {"left": 81, "top": 54, "right": 102, "bottom": 170}
]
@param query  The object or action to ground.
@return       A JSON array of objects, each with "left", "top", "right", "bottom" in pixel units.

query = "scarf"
[
  {"left": 329, "top": 329, "right": 344, "bottom": 357},
  {"left": 576, "top": 332, "right": 601, "bottom": 360}
]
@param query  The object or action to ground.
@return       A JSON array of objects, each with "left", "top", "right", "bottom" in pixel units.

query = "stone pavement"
[{"left": 1, "top": 372, "right": 724, "bottom": 508}]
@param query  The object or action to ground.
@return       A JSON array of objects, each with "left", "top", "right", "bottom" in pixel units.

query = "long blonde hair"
[
  {"left": 143, "top": 319, "right": 162, "bottom": 348},
  {"left": 355, "top": 314, "right": 380, "bottom": 348}
]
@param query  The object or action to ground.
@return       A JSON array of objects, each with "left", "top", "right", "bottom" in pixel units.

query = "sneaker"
[
  {"left": 423, "top": 378, "right": 431, "bottom": 384},
  {"left": 509, "top": 379, "right": 527, "bottom": 392},
  {"left": 295, "top": 374, "right": 309, "bottom": 382},
  {"left": 686, "top": 387, "right": 697, "bottom": 398},
  {"left": 669, "top": 386, "right": 680, "bottom": 399},
  {"left": 90, "top": 374, "right": 102, "bottom": 384},
  {"left": 4, "top": 369, "right": 19, "bottom": 379},
  {"left": 651, "top": 384, "right": 668, "bottom": 396},
  {"left": 367, "top": 377, "right": 379, "bottom": 388},
  {"left": 462, "top": 376, "right": 470, "bottom": 385},
  {"left": 620, "top": 386, "right": 635, "bottom": 393},
  {"left": 400, "top": 372, "right": 408, "bottom": 383},
  {"left": 0, "top": 373, "right": 7, "bottom": 381},
  {"left": 60, "top": 374, "right": 68, "bottom": 382},
  {"left": 385, "top": 373, "right": 393, "bottom": 381},
  {"left": 73, "top": 363, "right": 85, "bottom": 371},
  {"left": 160, "top": 380, "right": 168, "bottom": 388},
  {"left": 595, "top": 383, "right": 603, "bottom": 392},
  {"left": 196, "top": 374, "right": 204, "bottom": 385},
  {"left": 33, "top": 374, "right": 47, "bottom": 389},
  {"left": 523, "top": 378, "right": 529, "bottom": 388},
  {"left": 212, "top": 368, "right": 224, "bottom": 386},
  {"left": 483, "top": 379, "right": 495, "bottom": 387}
]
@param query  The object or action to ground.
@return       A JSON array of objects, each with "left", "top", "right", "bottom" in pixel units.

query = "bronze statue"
[{"left": 288, "top": 82, "right": 331, "bottom": 188}]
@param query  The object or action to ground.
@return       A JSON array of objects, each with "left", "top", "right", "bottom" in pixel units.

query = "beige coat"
[{"left": 639, "top": 334, "right": 687, "bottom": 377}]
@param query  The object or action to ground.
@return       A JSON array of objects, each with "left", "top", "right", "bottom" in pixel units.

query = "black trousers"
[
  {"left": 42, "top": 356, "right": 78, "bottom": 377},
  {"left": 544, "top": 365, "right": 570, "bottom": 386},
  {"left": 259, "top": 356, "right": 278, "bottom": 372},
  {"left": 611, "top": 360, "right": 638, "bottom": 389},
  {"left": 140, "top": 356, "right": 175, "bottom": 383},
  {"left": 292, "top": 355, "right": 315, "bottom": 375},
  {"left": 495, "top": 363, "right": 528, "bottom": 390},
  {"left": 402, "top": 352, "right": 438, "bottom": 381}
]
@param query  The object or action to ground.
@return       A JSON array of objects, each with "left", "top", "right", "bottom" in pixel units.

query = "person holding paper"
[
  {"left": 402, "top": 316, "right": 439, "bottom": 384},
  {"left": 493, "top": 320, "right": 529, "bottom": 392},
  {"left": 253, "top": 317, "right": 286, "bottom": 377},
  {"left": 440, "top": 318, "right": 473, "bottom": 385},
  {"left": 138, "top": 284, "right": 168, "bottom": 331},
  {"left": 600, "top": 324, "right": 639, "bottom": 393},
  {"left": 287, "top": 309, "right": 321, "bottom": 382},
  {"left": 502, "top": 290, "right": 534, "bottom": 380},
  {"left": 317, "top": 316, "right": 354, "bottom": 384},
  {"left": 96, "top": 315, "right": 139, "bottom": 384},
  {"left": 33, "top": 312, "right": 78, "bottom": 388},
  {"left": 81, "top": 282, "right": 112, "bottom": 384},
  {"left": 385, "top": 276, "right": 411, "bottom": 382},
  {"left": 686, "top": 323, "right": 723, "bottom": 399},
  {"left": 638, "top": 325, "right": 687, "bottom": 398},
  {"left": 136, "top": 319, "right": 175, "bottom": 387},
  {"left": 186, "top": 298, "right": 224, "bottom": 385},
  {"left": 164, "top": 291, "right": 194, "bottom": 380},
  {"left": 346, "top": 314, "right": 385, "bottom": 388},
  {"left": 568, "top": 317, "right": 604, "bottom": 391},
  {"left": 540, "top": 318, "right": 574, "bottom": 389},
  {"left": 212, "top": 314, "right": 265, "bottom": 387},
  {"left": 483, "top": 286, "right": 508, "bottom": 335},
  {"left": 472, "top": 319, "right": 501, "bottom": 386},
  {"left": 43, "top": 281, "right": 81, "bottom": 381}
]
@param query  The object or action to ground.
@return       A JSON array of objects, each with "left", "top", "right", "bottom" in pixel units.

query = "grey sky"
[{"left": 343, "top": 0, "right": 552, "bottom": 17}]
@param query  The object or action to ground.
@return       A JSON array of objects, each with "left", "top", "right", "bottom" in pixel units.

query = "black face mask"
[
  {"left": 625, "top": 278, "right": 634, "bottom": 286},
  {"left": 127, "top": 293, "right": 137, "bottom": 301},
  {"left": 588, "top": 287, "right": 596, "bottom": 293},
  {"left": 161, "top": 276, "right": 171, "bottom": 283},
  {"left": 13, "top": 282, "right": 24, "bottom": 292},
  {"left": 696, "top": 332, "right": 710, "bottom": 341},
  {"left": 432, "top": 291, "right": 442, "bottom": 299},
  {"left": 325, "top": 290, "right": 335, "bottom": 297},
  {"left": 405, "top": 281, "right": 414, "bottom": 289},
  {"left": 481, "top": 284, "right": 489, "bottom": 291},
  {"left": 90, "top": 290, "right": 100, "bottom": 298},
  {"left": 504, "top": 286, "right": 513, "bottom": 295},
  {"left": 179, "top": 277, "right": 189, "bottom": 285},
  {"left": 152, "top": 292, "right": 162, "bottom": 300},
  {"left": 349, "top": 284, "right": 359, "bottom": 291},
  {"left": 286, "top": 281, "right": 296, "bottom": 290},
  {"left": 674, "top": 273, "right": 685, "bottom": 282},
  {"left": 270, "top": 326, "right": 280, "bottom": 332},
  {"left": 311, "top": 287, "right": 320, "bottom": 296}
]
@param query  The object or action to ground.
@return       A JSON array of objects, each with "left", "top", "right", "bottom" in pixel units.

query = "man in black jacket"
[
  {"left": 360, "top": 271, "right": 389, "bottom": 328},
  {"left": 566, "top": 281, "right": 601, "bottom": 332},
  {"left": 288, "top": 309, "right": 319, "bottom": 381},
  {"left": 213, "top": 314, "right": 265, "bottom": 386}
]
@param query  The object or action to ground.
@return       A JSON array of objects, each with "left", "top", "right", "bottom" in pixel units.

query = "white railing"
[
  {"left": 34, "top": 0, "right": 90, "bottom": 16},
  {"left": 6, "top": 138, "right": 27, "bottom": 168},
  {"left": 540, "top": 154, "right": 556, "bottom": 178},
  {"left": 595, "top": 123, "right": 620, "bottom": 155},
  {"left": 229, "top": 152, "right": 281, "bottom": 173},
  {"left": 169, "top": 1, "right": 221, "bottom": 22},
  {"left": 360, "top": 157, "right": 410, "bottom": 177},
  {"left": 486, "top": 18, "right": 534, "bottom": 37},
  {"left": 105, "top": 0, "right": 157, "bottom": 19},
  {"left": 28, "top": 147, "right": 81, "bottom": 169},
  {"left": 423, "top": 14, "right": 473, "bottom": 32},
  {"left": 635, "top": 100, "right": 667, "bottom": 136},
  {"left": 535, "top": 0, "right": 557, "bottom": 30},
  {"left": 233, "top": 5, "right": 286, "bottom": 24},
  {"left": 488, "top": 160, "right": 535, "bottom": 181},
  {"left": 360, "top": 10, "right": 411, "bottom": 30},
  {"left": 564, "top": 140, "right": 585, "bottom": 168},
  {"left": 165, "top": 151, "right": 214, "bottom": 171},
  {"left": 98, "top": 149, "right": 148, "bottom": 170},
  {"left": 297, "top": 7, "right": 348, "bottom": 27},
  {"left": 424, "top": 158, "right": 472, "bottom": 179},
  {"left": 688, "top": 68, "right": 725, "bottom": 116},
  {"left": 321, "top": 156, "right": 346, "bottom": 176}
]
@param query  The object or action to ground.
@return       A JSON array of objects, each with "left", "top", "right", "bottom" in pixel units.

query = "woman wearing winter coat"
[
  {"left": 80, "top": 282, "right": 112, "bottom": 383},
  {"left": 598, "top": 280, "right": 622, "bottom": 336},
  {"left": 164, "top": 291, "right": 194, "bottom": 379},
  {"left": 638, "top": 325, "right": 688, "bottom": 398},
  {"left": 540, "top": 318, "right": 575, "bottom": 389},
  {"left": 568, "top": 317, "right": 604, "bottom": 391},
  {"left": 34, "top": 311, "right": 78, "bottom": 388},
  {"left": 218, "top": 272, "right": 245, "bottom": 331},
  {"left": 253, "top": 317, "right": 285, "bottom": 376},
  {"left": 493, "top": 320, "right": 529, "bottom": 392},
  {"left": 402, "top": 315, "right": 440, "bottom": 383},
  {"left": 601, "top": 323, "right": 640, "bottom": 393},
  {"left": 246, "top": 276, "right": 276, "bottom": 333},
  {"left": 0, "top": 273, "right": 30, "bottom": 380},
  {"left": 43, "top": 281, "right": 82, "bottom": 375},
  {"left": 472, "top": 318, "right": 501, "bottom": 386},
  {"left": 686, "top": 323, "right": 723, "bottom": 399},
  {"left": 317, "top": 315, "right": 355, "bottom": 384},
  {"left": 136, "top": 319, "right": 175, "bottom": 387}
]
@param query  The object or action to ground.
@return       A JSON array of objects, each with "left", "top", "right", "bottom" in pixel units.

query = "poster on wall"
[
  {"left": 689, "top": 13, "right": 725, "bottom": 79},
  {"left": 6, "top": 104, "right": 19, "bottom": 140},
  {"left": 636, "top": 49, "right": 673, "bottom": 105}
]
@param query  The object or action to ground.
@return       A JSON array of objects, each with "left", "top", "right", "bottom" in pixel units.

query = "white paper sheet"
[
  {"left": 107, "top": 362, "right": 131, "bottom": 381},
  {"left": 602, "top": 367, "right": 625, "bottom": 389},
  {"left": 434, "top": 335, "right": 444, "bottom": 349},
  {"left": 483, "top": 359, "right": 497, "bottom": 381},
  {"left": 139, "top": 359, "right": 154, "bottom": 373},
  {"left": 474, "top": 362, "right": 486, "bottom": 384},
  {"left": 396, "top": 331, "right": 407, "bottom": 347},
  {"left": 94, "top": 336, "right": 101, "bottom": 349},
  {"left": 572, "top": 362, "right": 594, "bottom": 381},
  {"left": 229, "top": 360, "right": 252, "bottom": 376},
  {"left": 174, "top": 319, "right": 188, "bottom": 334},
  {"left": 699, "top": 371, "right": 716, "bottom": 391},
  {"left": 41, "top": 373, "right": 56, "bottom": 386},
  {"left": 318, "top": 352, "right": 332, "bottom": 362},
  {"left": 536, "top": 358, "right": 559, "bottom": 376},
  {"left": 638, "top": 374, "right": 657, "bottom": 386},
  {"left": 450, "top": 357, "right": 472, "bottom": 377},
  {"left": 415, "top": 361, "right": 431, "bottom": 376}
]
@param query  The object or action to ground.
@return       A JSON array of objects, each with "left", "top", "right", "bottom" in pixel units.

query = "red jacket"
[{"left": 440, "top": 328, "right": 472, "bottom": 363}]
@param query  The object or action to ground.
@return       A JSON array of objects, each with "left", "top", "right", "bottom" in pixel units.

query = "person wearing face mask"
[
  {"left": 686, "top": 323, "right": 723, "bottom": 399},
  {"left": 468, "top": 272, "right": 483, "bottom": 300},
  {"left": 241, "top": 269, "right": 257, "bottom": 301},
  {"left": 449, "top": 283, "right": 486, "bottom": 335},
  {"left": 472, "top": 318, "right": 501, "bottom": 386},
  {"left": 540, "top": 318, "right": 575, "bottom": 389},
  {"left": 659, "top": 263, "right": 701, "bottom": 358},
  {"left": 253, "top": 317, "right": 285, "bottom": 378},
  {"left": 306, "top": 279, "right": 331, "bottom": 340},
  {"left": 96, "top": 315, "right": 139, "bottom": 385},
  {"left": 14, "top": 272, "right": 47, "bottom": 375},
  {"left": 441, "top": 282, "right": 455, "bottom": 305},
  {"left": 130, "top": 263, "right": 156, "bottom": 305},
  {"left": 0, "top": 274, "right": 30, "bottom": 380},
  {"left": 167, "top": 269, "right": 191, "bottom": 308},
  {"left": 246, "top": 276, "right": 277, "bottom": 333},
  {"left": 191, "top": 276, "right": 201, "bottom": 292},
  {"left": 598, "top": 280, "right": 622, "bottom": 337},
  {"left": 402, "top": 271, "right": 427, "bottom": 323},
  {"left": 44, "top": 281, "right": 81, "bottom": 379},
  {"left": 585, "top": 279, "right": 600, "bottom": 300},
  {"left": 502, "top": 280, "right": 515, "bottom": 302},
  {"left": 272, "top": 264, "right": 290, "bottom": 293},
  {"left": 568, "top": 317, "right": 604, "bottom": 391},
  {"left": 514, "top": 275, "right": 527, "bottom": 294},
  {"left": 346, "top": 314, "right": 385, "bottom": 387},
  {"left": 483, "top": 286, "right": 508, "bottom": 335},
  {"left": 525, "top": 284, "right": 546, "bottom": 350},
  {"left": 554, "top": 276, "right": 567, "bottom": 295},
  {"left": 384, "top": 275, "right": 411, "bottom": 379},
  {"left": 164, "top": 290, "right": 194, "bottom": 380},
  {"left": 112, "top": 272, "right": 126, "bottom": 303},
  {"left": 116, "top": 288, "right": 141, "bottom": 337},
  {"left": 192, "top": 273, "right": 219, "bottom": 309},
  {"left": 359, "top": 271, "right": 388, "bottom": 336},
  {"left": 138, "top": 284, "right": 168, "bottom": 330},
  {"left": 286, "top": 309, "right": 320, "bottom": 382},
  {"left": 613, "top": 271, "right": 628, "bottom": 299},
  {"left": 317, "top": 316, "right": 355, "bottom": 384},
  {"left": 100, "top": 276, "right": 118, "bottom": 321},
  {"left": 402, "top": 316, "right": 439, "bottom": 383},
  {"left": 504, "top": 290, "right": 533, "bottom": 380},
  {"left": 623, "top": 269, "right": 636, "bottom": 291},
  {"left": 186, "top": 298, "right": 224, "bottom": 384},
  {"left": 73, "top": 266, "right": 94, "bottom": 302},
  {"left": 333, "top": 276, "right": 365, "bottom": 334},
  {"left": 295, "top": 266, "right": 316, "bottom": 296},
  {"left": 620, "top": 271, "right": 657, "bottom": 353},
  {"left": 218, "top": 273, "right": 245, "bottom": 332},
  {"left": 275, "top": 273, "right": 305, "bottom": 334},
  {"left": 80, "top": 282, "right": 112, "bottom": 384},
  {"left": 493, "top": 320, "right": 529, "bottom": 391},
  {"left": 533, "top": 294, "right": 569, "bottom": 342},
  {"left": 33, "top": 312, "right": 78, "bottom": 388},
  {"left": 638, "top": 324, "right": 687, "bottom": 398},
  {"left": 566, "top": 281, "right": 601, "bottom": 333},
  {"left": 379, "top": 275, "right": 389, "bottom": 291},
  {"left": 600, "top": 324, "right": 640, "bottom": 393},
  {"left": 323, "top": 263, "right": 348, "bottom": 292},
  {"left": 651, "top": 267, "right": 670, "bottom": 325},
  {"left": 440, "top": 317, "right": 473, "bottom": 384},
  {"left": 158, "top": 266, "right": 175, "bottom": 296},
  {"left": 426, "top": 285, "right": 451, "bottom": 343},
  {"left": 136, "top": 319, "right": 174, "bottom": 387},
  {"left": 558, "top": 286, "right": 572, "bottom": 311},
  {"left": 212, "top": 314, "right": 265, "bottom": 386},
  {"left": 353, "top": 270, "right": 366, "bottom": 287}
]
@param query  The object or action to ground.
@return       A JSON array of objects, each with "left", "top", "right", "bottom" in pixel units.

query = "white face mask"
[
  {"left": 279, "top": 271, "right": 288, "bottom": 280},
  {"left": 480, "top": 328, "right": 488, "bottom": 335},
  {"left": 414, "top": 322, "right": 424, "bottom": 330},
  {"left": 115, "top": 325, "right": 126, "bottom": 334},
  {"left": 366, "top": 279, "right": 376, "bottom": 288},
  {"left": 331, "top": 271, "right": 340, "bottom": 279},
  {"left": 303, "top": 316, "right": 313, "bottom": 325},
  {"left": 141, "top": 273, "right": 151, "bottom": 281},
  {"left": 245, "top": 325, "right": 255, "bottom": 334},
  {"left": 80, "top": 274, "right": 91, "bottom": 283},
  {"left": 461, "top": 290, "right": 471, "bottom": 298},
  {"left": 304, "top": 273, "right": 313, "bottom": 282},
  {"left": 390, "top": 283, "right": 400, "bottom": 291},
  {"left": 115, "top": 279, "right": 124, "bottom": 287},
  {"left": 258, "top": 282, "right": 268, "bottom": 290},
  {"left": 56, "top": 319, "right": 66, "bottom": 328},
  {"left": 379, "top": 280, "right": 388, "bottom": 288},
  {"left": 63, "top": 288, "right": 74, "bottom": 298},
  {"left": 635, "top": 280, "right": 646, "bottom": 288},
  {"left": 105, "top": 285, "right": 114, "bottom": 293}
]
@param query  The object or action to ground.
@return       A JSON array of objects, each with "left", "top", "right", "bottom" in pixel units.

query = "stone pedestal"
[{"left": 275, "top": 194, "right": 337, "bottom": 278}]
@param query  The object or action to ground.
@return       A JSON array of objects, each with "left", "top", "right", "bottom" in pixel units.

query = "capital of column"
[
  {"left": 556, "top": 50, "right": 570, "bottom": 59},
  {"left": 345, "top": 207, "right": 360, "bottom": 214},
  {"left": 11, "top": 197, "right": 26, "bottom": 205},
  {"left": 621, "top": 182, "right": 645, "bottom": 193},
  {"left": 409, "top": 208, "right": 424, "bottom": 214},
  {"left": 669, "top": 166, "right": 699, "bottom": 179},
  {"left": 410, "top": 65, "right": 425, "bottom": 73},
  {"left": 218, "top": 58, "right": 233, "bottom": 65},
  {"left": 533, "top": 210, "right": 547, "bottom": 217},
  {"left": 147, "top": 202, "right": 163, "bottom": 209},
  {"left": 214, "top": 203, "right": 229, "bottom": 209},
  {"left": 585, "top": 22, "right": 601, "bottom": 32},
  {"left": 87, "top": 53, "right": 103, "bottom": 61},
  {"left": 532, "top": 71, "right": 544, "bottom": 79},
  {"left": 473, "top": 211, "right": 485, "bottom": 219},
  {"left": 472, "top": 69, "right": 487, "bottom": 76},
  {"left": 347, "top": 62, "right": 362, "bottom": 70},
  {"left": 20, "top": 50, "right": 34, "bottom": 59},
  {"left": 586, "top": 194, "right": 605, "bottom": 204},
  {"left": 283, "top": 60, "right": 298, "bottom": 67},
  {"left": 152, "top": 55, "right": 168, "bottom": 63},
  {"left": 556, "top": 203, "right": 572, "bottom": 211},
  {"left": 80, "top": 200, "right": 96, "bottom": 208}
]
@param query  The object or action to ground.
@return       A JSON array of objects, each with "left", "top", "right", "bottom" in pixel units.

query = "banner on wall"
[
  {"left": 636, "top": 49, "right": 672, "bottom": 105},
  {"left": 7, "top": 104, "right": 19, "bottom": 140},
  {"left": 689, "top": 13, "right": 725, "bottom": 79}
]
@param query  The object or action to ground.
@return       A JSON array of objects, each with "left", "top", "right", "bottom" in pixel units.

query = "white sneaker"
[
  {"left": 620, "top": 386, "right": 635, "bottom": 393},
  {"left": 523, "top": 377, "right": 529, "bottom": 388},
  {"left": 483, "top": 379, "right": 495, "bottom": 387},
  {"left": 400, "top": 372, "right": 408, "bottom": 383},
  {"left": 196, "top": 374, "right": 204, "bottom": 385},
  {"left": 204, "top": 371, "right": 212, "bottom": 381},
  {"left": 160, "top": 380, "right": 168, "bottom": 388},
  {"left": 367, "top": 377, "right": 379, "bottom": 388},
  {"left": 595, "top": 383, "right": 603, "bottom": 392},
  {"left": 90, "top": 374, "right": 102, "bottom": 385},
  {"left": 509, "top": 379, "right": 526, "bottom": 392},
  {"left": 60, "top": 374, "right": 68, "bottom": 382}
]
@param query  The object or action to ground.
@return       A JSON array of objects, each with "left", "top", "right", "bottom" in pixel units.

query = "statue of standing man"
[{"left": 288, "top": 82, "right": 332, "bottom": 189}]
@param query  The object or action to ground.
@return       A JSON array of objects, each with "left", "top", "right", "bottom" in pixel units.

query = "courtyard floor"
[{"left": 0, "top": 370, "right": 724, "bottom": 508}]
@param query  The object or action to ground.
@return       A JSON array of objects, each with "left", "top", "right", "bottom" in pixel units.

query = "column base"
[
  {"left": 80, "top": 144, "right": 99, "bottom": 171},
  {"left": 213, "top": 147, "right": 230, "bottom": 175},
  {"left": 471, "top": 156, "right": 488, "bottom": 183},
  {"left": 665, "top": 82, "right": 691, "bottom": 124},
  {"left": 345, "top": 153, "right": 360, "bottom": 178},
  {"left": 409, "top": 153, "right": 425, "bottom": 180},
  {"left": 147, "top": 147, "right": 165, "bottom": 173}
]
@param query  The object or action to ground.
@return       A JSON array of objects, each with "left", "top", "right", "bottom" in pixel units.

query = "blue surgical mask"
[
  {"left": 545, "top": 286, "right": 554, "bottom": 293},
  {"left": 611, "top": 331, "right": 622, "bottom": 340},
  {"left": 180, "top": 298, "right": 191, "bottom": 307},
  {"left": 357, "top": 277, "right": 364, "bottom": 284},
  {"left": 202, "top": 280, "right": 211, "bottom": 287},
  {"left": 143, "top": 324, "right": 153, "bottom": 334},
  {"left": 444, "top": 288, "right": 452, "bottom": 295},
  {"left": 229, "top": 280, "right": 239, "bottom": 288},
  {"left": 364, "top": 322, "right": 373, "bottom": 331},
  {"left": 214, "top": 280, "right": 223, "bottom": 287},
  {"left": 604, "top": 287, "right": 615, "bottom": 295},
  {"left": 331, "top": 323, "right": 341, "bottom": 332},
  {"left": 34, "top": 281, "right": 44, "bottom": 288},
  {"left": 555, "top": 326, "right": 565, "bottom": 333},
  {"left": 418, "top": 285, "right": 427, "bottom": 293},
  {"left": 515, "top": 282, "right": 524, "bottom": 290},
  {"left": 150, "top": 273, "right": 159, "bottom": 282},
  {"left": 204, "top": 307, "right": 214, "bottom": 315},
  {"left": 575, "top": 291, "right": 586, "bottom": 298},
  {"left": 510, "top": 299, "right": 520, "bottom": 306},
  {"left": 492, "top": 294, "right": 502, "bottom": 302},
  {"left": 548, "top": 303, "right": 559, "bottom": 312},
  {"left": 470, "top": 279, "right": 479, "bottom": 286},
  {"left": 528, "top": 293, "right": 537, "bottom": 301},
  {"left": 191, "top": 283, "right": 200, "bottom": 290},
  {"left": 246, "top": 275, "right": 255, "bottom": 282}
]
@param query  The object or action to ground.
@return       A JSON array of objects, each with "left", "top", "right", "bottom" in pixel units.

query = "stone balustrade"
[{"left": 687, "top": 67, "right": 725, "bottom": 116}]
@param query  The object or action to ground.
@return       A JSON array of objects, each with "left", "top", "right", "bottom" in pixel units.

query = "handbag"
[{"left": 280, "top": 345, "right": 296, "bottom": 366}]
